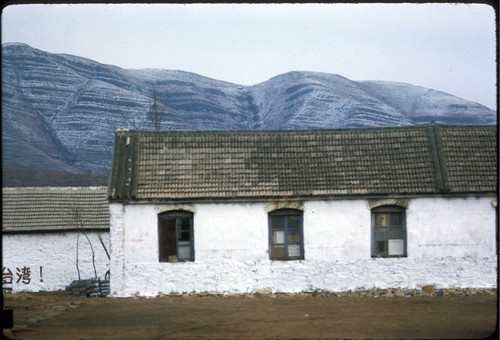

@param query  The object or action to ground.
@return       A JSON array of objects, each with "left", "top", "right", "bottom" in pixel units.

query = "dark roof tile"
[
  {"left": 108, "top": 124, "right": 497, "bottom": 201},
  {"left": 2, "top": 187, "right": 109, "bottom": 233}
]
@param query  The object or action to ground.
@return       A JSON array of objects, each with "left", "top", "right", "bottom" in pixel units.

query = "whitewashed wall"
[
  {"left": 110, "top": 197, "right": 497, "bottom": 297},
  {"left": 2, "top": 232, "right": 110, "bottom": 292}
]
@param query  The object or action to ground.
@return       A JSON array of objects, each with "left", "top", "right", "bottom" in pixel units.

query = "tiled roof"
[
  {"left": 108, "top": 124, "right": 497, "bottom": 202},
  {"left": 436, "top": 126, "right": 498, "bottom": 193},
  {"left": 2, "top": 187, "right": 109, "bottom": 233}
]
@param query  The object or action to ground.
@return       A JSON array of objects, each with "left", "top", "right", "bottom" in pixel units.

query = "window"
[
  {"left": 371, "top": 206, "right": 406, "bottom": 257},
  {"left": 269, "top": 209, "right": 304, "bottom": 260},
  {"left": 158, "top": 211, "right": 194, "bottom": 262}
]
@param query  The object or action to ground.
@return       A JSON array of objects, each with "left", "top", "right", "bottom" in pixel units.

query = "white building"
[
  {"left": 108, "top": 124, "right": 497, "bottom": 297},
  {"left": 2, "top": 187, "right": 110, "bottom": 292}
]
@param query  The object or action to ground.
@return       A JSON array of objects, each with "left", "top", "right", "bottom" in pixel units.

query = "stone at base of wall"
[
  {"left": 65, "top": 278, "right": 110, "bottom": 297},
  {"left": 156, "top": 287, "right": 497, "bottom": 299}
]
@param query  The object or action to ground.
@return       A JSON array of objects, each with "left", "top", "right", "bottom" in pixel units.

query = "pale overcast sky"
[{"left": 1, "top": 3, "right": 497, "bottom": 110}]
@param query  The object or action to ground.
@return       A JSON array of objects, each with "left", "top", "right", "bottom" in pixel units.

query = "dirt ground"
[{"left": 2, "top": 291, "right": 498, "bottom": 340}]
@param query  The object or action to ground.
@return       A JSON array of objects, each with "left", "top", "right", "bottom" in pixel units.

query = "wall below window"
[
  {"left": 109, "top": 196, "right": 497, "bottom": 297},
  {"left": 3, "top": 231, "right": 110, "bottom": 292}
]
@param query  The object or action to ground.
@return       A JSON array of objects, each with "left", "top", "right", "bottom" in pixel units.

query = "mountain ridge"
[{"left": 2, "top": 43, "right": 496, "bottom": 177}]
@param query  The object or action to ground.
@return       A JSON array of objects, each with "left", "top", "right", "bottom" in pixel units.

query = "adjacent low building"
[
  {"left": 106, "top": 123, "right": 497, "bottom": 297},
  {"left": 2, "top": 186, "right": 110, "bottom": 292}
]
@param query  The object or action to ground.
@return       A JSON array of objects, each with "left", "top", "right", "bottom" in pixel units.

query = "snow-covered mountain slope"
[{"left": 2, "top": 43, "right": 496, "bottom": 176}]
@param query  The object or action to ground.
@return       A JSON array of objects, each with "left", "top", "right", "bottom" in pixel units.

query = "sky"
[{"left": 1, "top": 3, "right": 497, "bottom": 110}]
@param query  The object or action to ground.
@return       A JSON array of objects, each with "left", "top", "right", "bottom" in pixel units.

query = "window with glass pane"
[
  {"left": 158, "top": 211, "right": 194, "bottom": 262},
  {"left": 371, "top": 206, "right": 406, "bottom": 257},
  {"left": 269, "top": 209, "right": 304, "bottom": 260}
]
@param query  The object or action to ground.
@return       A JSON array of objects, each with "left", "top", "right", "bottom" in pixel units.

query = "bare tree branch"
[
  {"left": 69, "top": 206, "right": 98, "bottom": 279},
  {"left": 75, "top": 228, "right": 81, "bottom": 280},
  {"left": 149, "top": 82, "right": 167, "bottom": 131},
  {"left": 98, "top": 234, "right": 110, "bottom": 260},
  {"left": 118, "top": 108, "right": 139, "bottom": 129}
]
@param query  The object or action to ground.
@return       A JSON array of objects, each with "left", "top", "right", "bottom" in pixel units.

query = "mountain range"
[{"left": 2, "top": 42, "right": 496, "bottom": 177}]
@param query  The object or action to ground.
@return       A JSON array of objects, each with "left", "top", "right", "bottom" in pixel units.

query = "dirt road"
[{"left": 3, "top": 291, "right": 498, "bottom": 339}]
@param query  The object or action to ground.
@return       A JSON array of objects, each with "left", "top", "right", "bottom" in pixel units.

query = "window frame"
[
  {"left": 158, "top": 210, "right": 194, "bottom": 262},
  {"left": 371, "top": 205, "right": 407, "bottom": 258},
  {"left": 268, "top": 208, "right": 304, "bottom": 261}
]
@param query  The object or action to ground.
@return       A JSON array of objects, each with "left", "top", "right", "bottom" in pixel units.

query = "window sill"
[{"left": 371, "top": 255, "right": 407, "bottom": 258}]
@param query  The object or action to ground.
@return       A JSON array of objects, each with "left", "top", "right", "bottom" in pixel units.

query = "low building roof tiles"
[{"left": 2, "top": 186, "right": 109, "bottom": 233}]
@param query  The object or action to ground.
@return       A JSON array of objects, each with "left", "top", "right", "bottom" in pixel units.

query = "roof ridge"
[
  {"left": 2, "top": 186, "right": 108, "bottom": 190},
  {"left": 114, "top": 123, "right": 496, "bottom": 136},
  {"left": 115, "top": 124, "right": 435, "bottom": 136}
]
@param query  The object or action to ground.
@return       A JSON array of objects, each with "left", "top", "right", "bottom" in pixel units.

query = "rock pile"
[
  {"left": 164, "top": 286, "right": 497, "bottom": 298},
  {"left": 65, "top": 278, "right": 110, "bottom": 297},
  {"left": 300, "top": 287, "right": 498, "bottom": 298}
]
